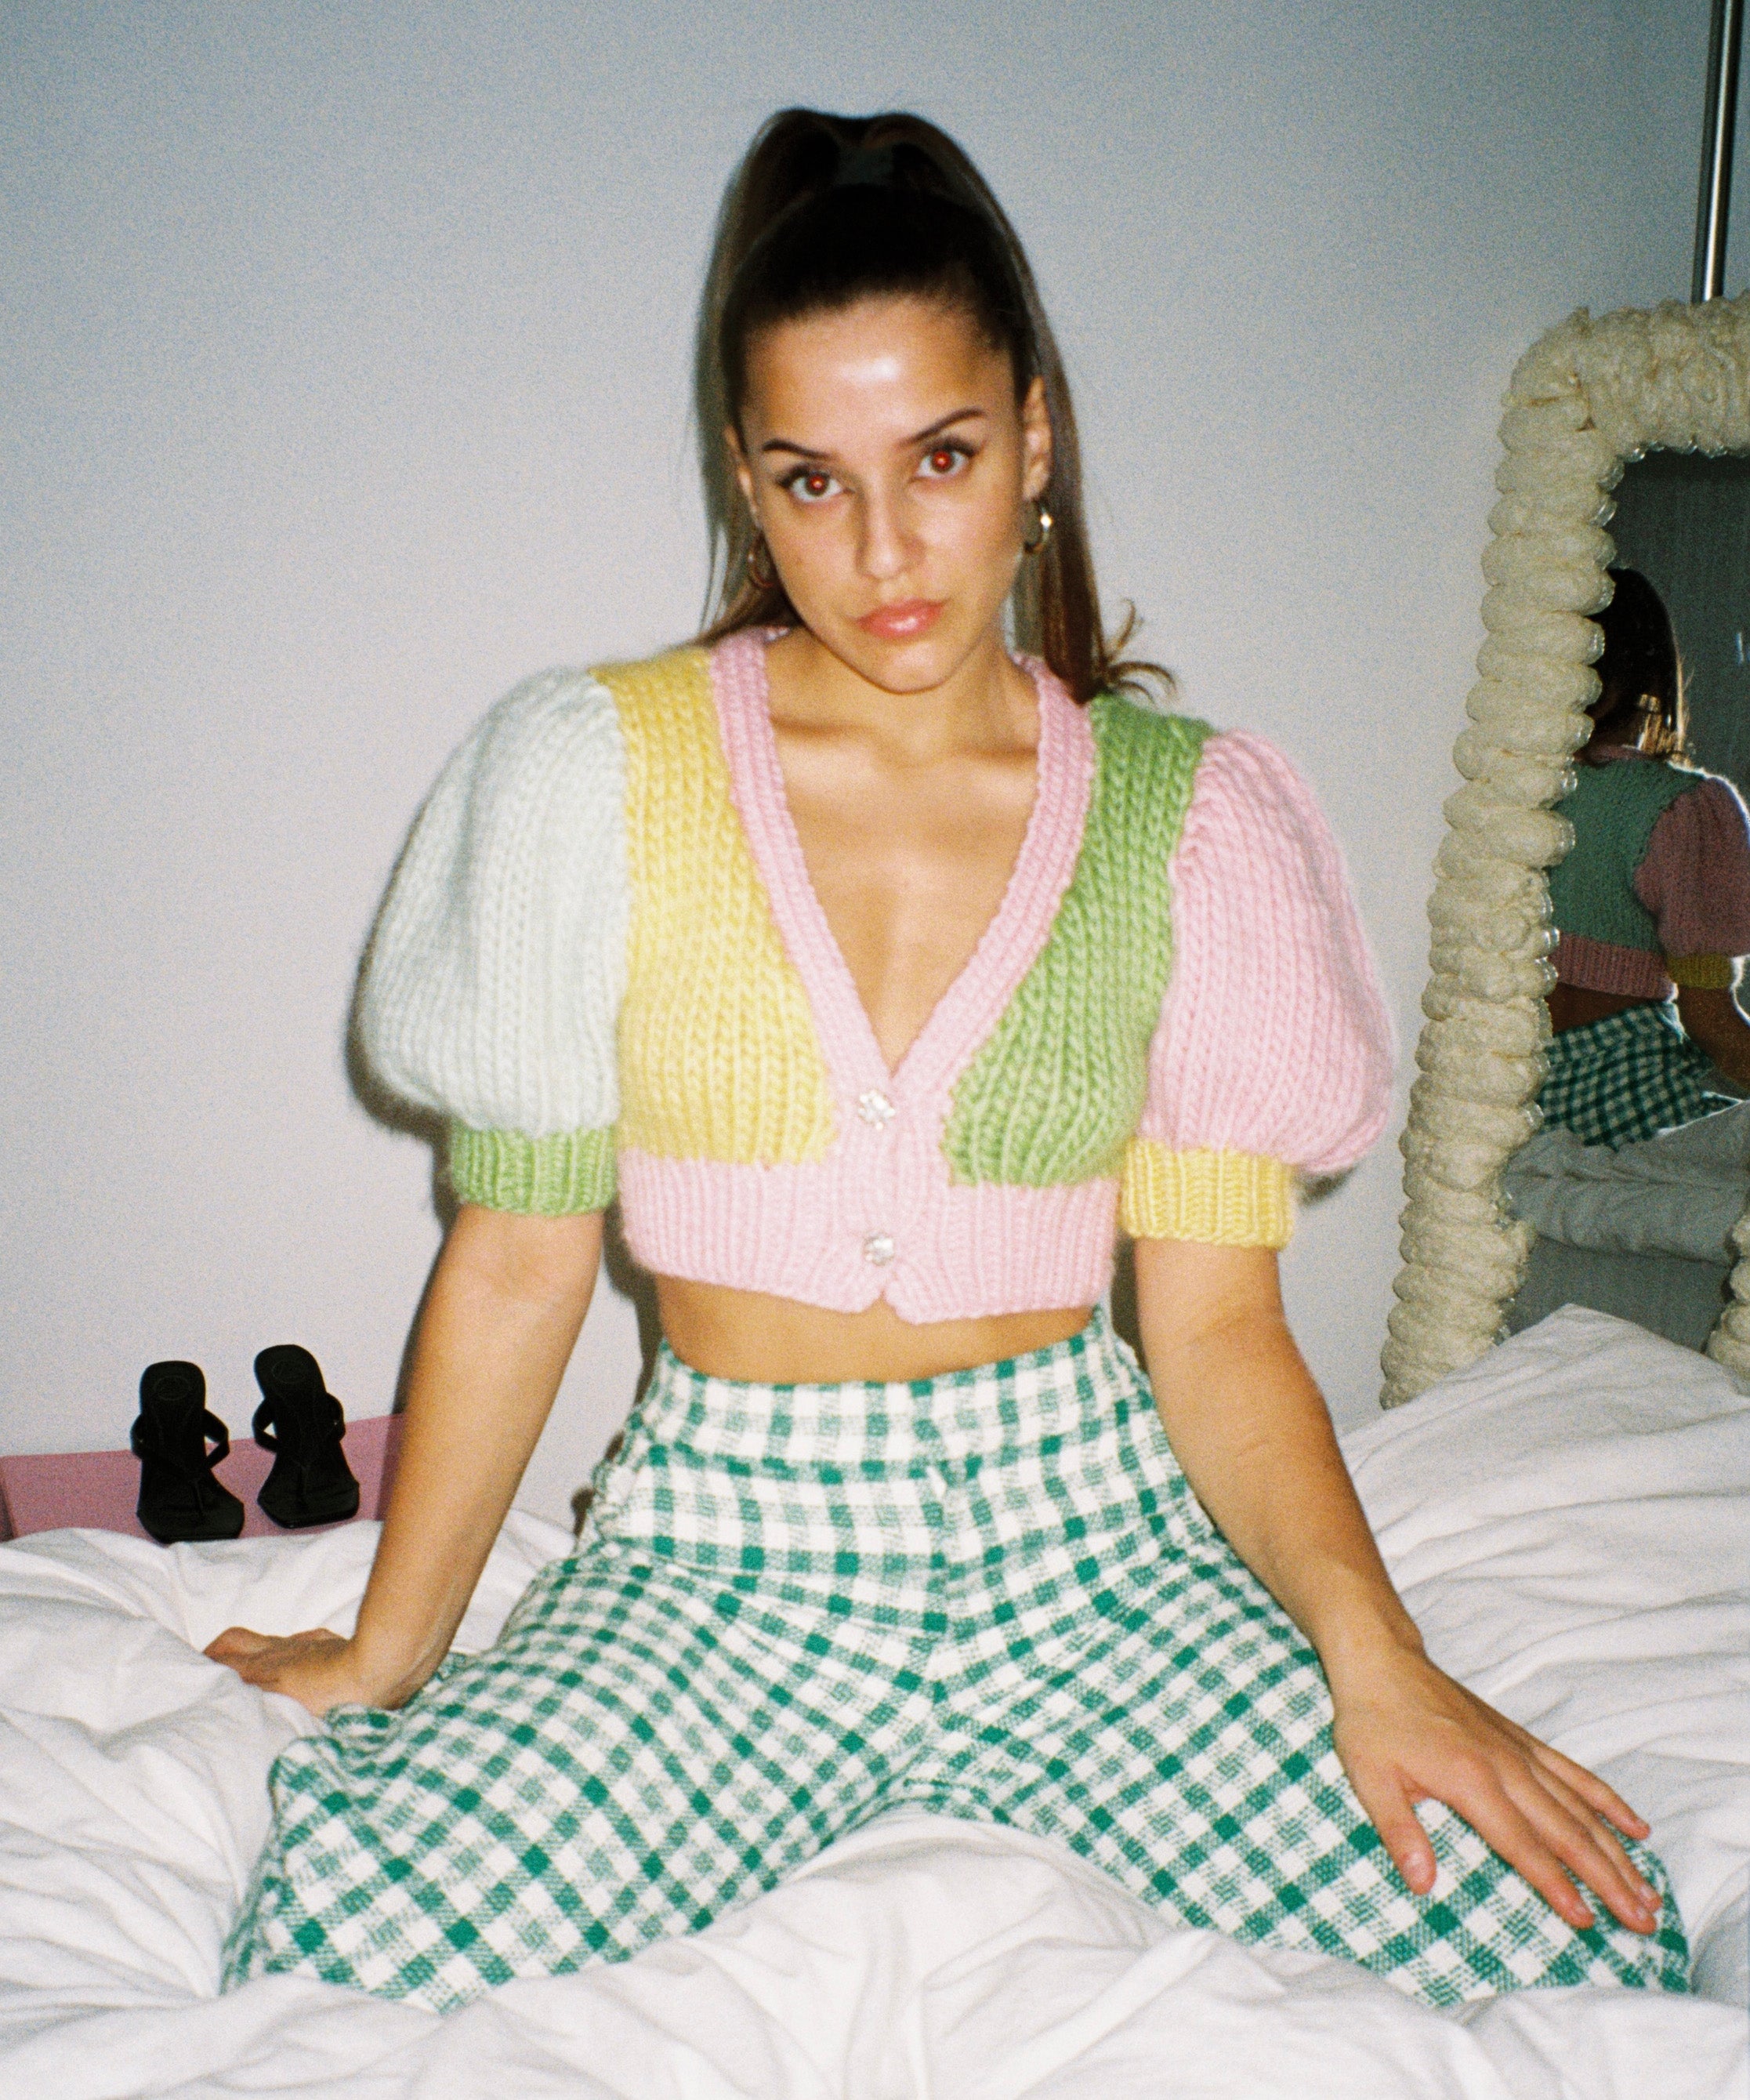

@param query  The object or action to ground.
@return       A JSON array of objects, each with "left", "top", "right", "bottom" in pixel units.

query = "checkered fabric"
[
  {"left": 223, "top": 1314, "right": 1689, "bottom": 2014},
  {"left": 1539, "top": 1002, "right": 1732, "bottom": 1147}
]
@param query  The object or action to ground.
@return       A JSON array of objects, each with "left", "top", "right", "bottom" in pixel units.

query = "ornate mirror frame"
[{"left": 1382, "top": 291, "right": 1750, "bottom": 1407}]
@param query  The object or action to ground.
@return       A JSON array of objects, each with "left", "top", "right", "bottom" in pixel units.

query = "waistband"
[
  {"left": 1544, "top": 1000, "right": 1689, "bottom": 1061},
  {"left": 633, "top": 1307, "right": 1141, "bottom": 1468}
]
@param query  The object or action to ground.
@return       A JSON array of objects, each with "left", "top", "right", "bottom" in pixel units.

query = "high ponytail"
[{"left": 694, "top": 107, "right": 1171, "bottom": 706}]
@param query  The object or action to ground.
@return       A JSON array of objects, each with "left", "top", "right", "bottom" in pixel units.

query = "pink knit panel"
[
  {"left": 1633, "top": 775, "right": 1750, "bottom": 959},
  {"left": 1551, "top": 932, "right": 1672, "bottom": 999},
  {"left": 618, "top": 1148, "right": 1121, "bottom": 1318},
  {"left": 1138, "top": 732, "right": 1393, "bottom": 1175}
]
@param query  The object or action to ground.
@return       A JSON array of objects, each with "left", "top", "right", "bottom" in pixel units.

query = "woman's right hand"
[{"left": 205, "top": 1625, "right": 385, "bottom": 1717}]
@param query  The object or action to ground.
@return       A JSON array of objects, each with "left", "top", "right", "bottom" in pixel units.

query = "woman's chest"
[
  {"left": 602, "top": 646, "right": 1205, "bottom": 1188},
  {"left": 776, "top": 732, "right": 1038, "bottom": 1075}
]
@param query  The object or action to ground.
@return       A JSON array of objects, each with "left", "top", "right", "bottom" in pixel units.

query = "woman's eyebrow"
[{"left": 758, "top": 408, "right": 990, "bottom": 460}]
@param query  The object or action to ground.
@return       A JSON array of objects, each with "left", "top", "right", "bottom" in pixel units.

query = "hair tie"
[{"left": 832, "top": 141, "right": 897, "bottom": 190}]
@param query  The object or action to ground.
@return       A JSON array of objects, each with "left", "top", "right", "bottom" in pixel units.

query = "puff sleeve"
[
  {"left": 1634, "top": 774, "right": 1750, "bottom": 985},
  {"left": 355, "top": 669, "right": 629, "bottom": 1214},
  {"left": 1119, "top": 731, "right": 1394, "bottom": 1246}
]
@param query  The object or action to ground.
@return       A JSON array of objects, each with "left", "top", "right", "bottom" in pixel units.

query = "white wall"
[{"left": 0, "top": 1, "right": 1719, "bottom": 1518}]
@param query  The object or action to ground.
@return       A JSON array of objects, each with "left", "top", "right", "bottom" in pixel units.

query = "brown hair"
[
  {"left": 1585, "top": 567, "right": 1686, "bottom": 762},
  {"left": 694, "top": 107, "right": 1171, "bottom": 705}
]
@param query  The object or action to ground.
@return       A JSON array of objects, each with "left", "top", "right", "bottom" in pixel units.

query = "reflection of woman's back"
[{"left": 1543, "top": 567, "right": 1750, "bottom": 1145}]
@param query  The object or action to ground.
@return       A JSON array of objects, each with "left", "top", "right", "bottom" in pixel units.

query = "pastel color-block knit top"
[
  {"left": 1549, "top": 748, "right": 1750, "bottom": 999},
  {"left": 358, "top": 632, "right": 1394, "bottom": 1322}
]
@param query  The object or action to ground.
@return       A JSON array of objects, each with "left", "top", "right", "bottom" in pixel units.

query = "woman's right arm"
[{"left": 205, "top": 1202, "right": 603, "bottom": 1716}]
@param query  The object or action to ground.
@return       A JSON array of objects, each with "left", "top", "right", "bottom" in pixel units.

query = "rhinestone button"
[
  {"left": 862, "top": 1231, "right": 896, "bottom": 1267},
  {"left": 857, "top": 1088, "right": 897, "bottom": 1128}
]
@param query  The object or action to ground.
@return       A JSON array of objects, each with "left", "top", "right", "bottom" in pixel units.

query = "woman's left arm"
[{"left": 1132, "top": 1234, "right": 1663, "bottom": 1938}]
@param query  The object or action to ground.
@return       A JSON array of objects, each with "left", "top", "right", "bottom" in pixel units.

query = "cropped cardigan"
[
  {"left": 357, "top": 631, "right": 1394, "bottom": 1322},
  {"left": 1549, "top": 748, "right": 1750, "bottom": 1000}
]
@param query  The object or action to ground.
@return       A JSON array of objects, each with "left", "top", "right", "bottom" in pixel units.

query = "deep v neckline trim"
[{"left": 708, "top": 629, "right": 1095, "bottom": 1108}]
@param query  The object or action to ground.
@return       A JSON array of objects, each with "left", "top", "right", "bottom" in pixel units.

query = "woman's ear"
[
  {"left": 724, "top": 425, "right": 756, "bottom": 512},
  {"left": 1020, "top": 376, "right": 1053, "bottom": 502}
]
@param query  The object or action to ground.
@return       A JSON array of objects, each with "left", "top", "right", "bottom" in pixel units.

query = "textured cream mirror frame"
[{"left": 1382, "top": 292, "right": 1750, "bottom": 1409}]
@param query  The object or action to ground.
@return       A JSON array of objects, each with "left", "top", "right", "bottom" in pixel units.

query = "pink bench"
[{"left": 0, "top": 1414, "right": 404, "bottom": 1543}]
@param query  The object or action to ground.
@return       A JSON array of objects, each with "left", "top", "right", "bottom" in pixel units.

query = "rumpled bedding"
[
  {"left": 1502, "top": 1099, "right": 1750, "bottom": 1262},
  {"left": 1, "top": 1304, "right": 1745, "bottom": 2099}
]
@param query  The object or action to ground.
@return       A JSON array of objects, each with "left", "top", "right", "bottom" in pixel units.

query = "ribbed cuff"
[
  {"left": 447, "top": 1124, "right": 617, "bottom": 1215},
  {"left": 1119, "top": 1144, "right": 1295, "bottom": 1248},
  {"left": 1665, "top": 952, "right": 1736, "bottom": 991}
]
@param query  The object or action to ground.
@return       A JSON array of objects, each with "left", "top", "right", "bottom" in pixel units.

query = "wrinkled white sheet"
[
  {"left": 1502, "top": 1102, "right": 1750, "bottom": 1262},
  {"left": 1, "top": 1305, "right": 1745, "bottom": 2099}
]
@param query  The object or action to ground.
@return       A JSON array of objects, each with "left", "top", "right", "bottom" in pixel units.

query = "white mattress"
[{"left": 1, "top": 1304, "right": 1745, "bottom": 2099}]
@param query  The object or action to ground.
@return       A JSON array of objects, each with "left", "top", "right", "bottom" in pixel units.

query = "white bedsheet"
[
  {"left": 1502, "top": 1102, "right": 1750, "bottom": 1262},
  {"left": 2, "top": 1305, "right": 1745, "bottom": 2099}
]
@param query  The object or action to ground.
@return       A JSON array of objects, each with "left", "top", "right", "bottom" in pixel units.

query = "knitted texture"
[
  {"left": 1550, "top": 931, "right": 1674, "bottom": 1000},
  {"left": 447, "top": 1126, "right": 617, "bottom": 1215},
  {"left": 606, "top": 648, "right": 835, "bottom": 1165},
  {"left": 942, "top": 699, "right": 1209, "bottom": 1186},
  {"left": 1632, "top": 771, "right": 1750, "bottom": 952},
  {"left": 360, "top": 634, "right": 1394, "bottom": 1313},
  {"left": 1120, "top": 1147, "right": 1295, "bottom": 1247},
  {"left": 1127, "top": 731, "right": 1394, "bottom": 1177},
  {"left": 356, "top": 668, "right": 626, "bottom": 1154},
  {"left": 1666, "top": 952, "right": 1736, "bottom": 989},
  {"left": 1547, "top": 760, "right": 1703, "bottom": 955}
]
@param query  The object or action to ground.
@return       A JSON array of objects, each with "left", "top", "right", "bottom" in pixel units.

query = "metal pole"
[{"left": 1694, "top": 0, "right": 1745, "bottom": 301}]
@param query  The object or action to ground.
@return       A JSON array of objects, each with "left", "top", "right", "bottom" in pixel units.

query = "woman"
[
  {"left": 1542, "top": 565, "right": 1750, "bottom": 1146},
  {"left": 208, "top": 110, "right": 1685, "bottom": 2013}
]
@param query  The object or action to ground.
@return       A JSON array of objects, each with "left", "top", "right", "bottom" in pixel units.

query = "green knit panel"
[
  {"left": 1548, "top": 761, "right": 1702, "bottom": 953},
  {"left": 943, "top": 701, "right": 1212, "bottom": 1187},
  {"left": 447, "top": 1124, "right": 617, "bottom": 1214}
]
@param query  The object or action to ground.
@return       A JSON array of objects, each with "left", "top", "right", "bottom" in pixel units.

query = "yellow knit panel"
[
  {"left": 1119, "top": 1144, "right": 1295, "bottom": 1248},
  {"left": 1666, "top": 952, "right": 1737, "bottom": 990},
  {"left": 605, "top": 649, "right": 835, "bottom": 1164}
]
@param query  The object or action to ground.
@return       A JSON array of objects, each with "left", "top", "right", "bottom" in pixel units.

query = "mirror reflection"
[{"left": 1505, "top": 452, "right": 1750, "bottom": 1350}]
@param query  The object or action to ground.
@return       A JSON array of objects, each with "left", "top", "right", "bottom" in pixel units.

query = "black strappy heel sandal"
[
  {"left": 251, "top": 1344, "right": 361, "bottom": 1529},
  {"left": 131, "top": 1361, "right": 247, "bottom": 1544}
]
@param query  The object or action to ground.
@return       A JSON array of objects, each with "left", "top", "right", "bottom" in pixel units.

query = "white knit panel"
[{"left": 357, "top": 670, "right": 628, "bottom": 1137}]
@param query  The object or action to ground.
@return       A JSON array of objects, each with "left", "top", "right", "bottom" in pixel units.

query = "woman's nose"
[{"left": 856, "top": 490, "right": 914, "bottom": 581}]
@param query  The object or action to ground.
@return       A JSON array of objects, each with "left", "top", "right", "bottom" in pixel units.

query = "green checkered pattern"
[
  {"left": 1539, "top": 1002, "right": 1732, "bottom": 1147},
  {"left": 222, "top": 1314, "right": 1689, "bottom": 2014}
]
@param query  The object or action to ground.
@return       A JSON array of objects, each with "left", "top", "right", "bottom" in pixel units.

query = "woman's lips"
[{"left": 855, "top": 599, "right": 944, "bottom": 640}]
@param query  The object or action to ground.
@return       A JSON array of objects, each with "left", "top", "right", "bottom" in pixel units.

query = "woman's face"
[{"left": 728, "top": 295, "right": 1052, "bottom": 695}]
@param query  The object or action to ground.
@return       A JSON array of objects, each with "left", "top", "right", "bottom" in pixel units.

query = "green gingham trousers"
[
  {"left": 222, "top": 1313, "right": 1688, "bottom": 2013},
  {"left": 1539, "top": 1001, "right": 1733, "bottom": 1147}
]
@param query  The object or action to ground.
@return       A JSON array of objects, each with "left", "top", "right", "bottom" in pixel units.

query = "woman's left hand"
[{"left": 1326, "top": 1641, "right": 1661, "bottom": 1936}]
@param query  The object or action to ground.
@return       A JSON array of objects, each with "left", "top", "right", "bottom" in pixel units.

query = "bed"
[
  {"left": 1502, "top": 1100, "right": 1750, "bottom": 1351},
  {"left": 1, "top": 1304, "right": 1745, "bottom": 2100}
]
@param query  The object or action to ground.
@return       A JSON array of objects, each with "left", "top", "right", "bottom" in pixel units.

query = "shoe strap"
[
  {"left": 252, "top": 1391, "right": 344, "bottom": 1455},
  {"left": 131, "top": 1411, "right": 231, "bottom": 1467}
]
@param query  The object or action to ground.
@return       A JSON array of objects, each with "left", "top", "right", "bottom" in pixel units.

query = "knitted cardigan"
[
  {"left": 358, "top": 632, "right": 1394, "bottom": 1322},
  {"left": 1549, "top": 750, "right": 1750, "bottom": 999}
]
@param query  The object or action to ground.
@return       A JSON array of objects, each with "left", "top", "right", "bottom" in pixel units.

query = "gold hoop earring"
[
  {"left": 1021, "top": 501, "right": 1053, "bottom": 557},
  {"left": 745, "top": 531, "right": 777, "bottom": 593}
]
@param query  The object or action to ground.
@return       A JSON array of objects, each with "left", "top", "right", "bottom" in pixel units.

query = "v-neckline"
[{"left": 708, "top": 630, "right": 1094, "bottom": 1107}]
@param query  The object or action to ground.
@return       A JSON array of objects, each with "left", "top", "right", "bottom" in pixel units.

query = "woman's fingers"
[
  {"left": 1496, "top": 1757, "right": 1660, "bottom": 1932},
  {"left": 1524, "top": 1735, "right": 1651, "bottom": 1841},
  {"left": 204, "top": 1625, "right": 343, "bottom": 1677},
  {"left": 1343, "top": 1768, "right": 1437, "bottom": 1896},
  {"left": 204, "top": 1625, "right": 274, "bottom": 1661},
  {"left": 1352, "top": 1740, "right": 1659, "bottom": 1939}
]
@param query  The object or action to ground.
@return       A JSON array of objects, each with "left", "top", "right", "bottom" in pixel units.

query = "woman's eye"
[
  {"left": 785, "top": 467, "right": 839, "bottom": 503},
  {"left": 919, "top": 444, "right": 971, "bottom": 479}
]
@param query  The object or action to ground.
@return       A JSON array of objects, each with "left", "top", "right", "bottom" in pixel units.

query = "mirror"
[{"left": 1383, "top": 293, "right": 1750, "bottom": 1407}]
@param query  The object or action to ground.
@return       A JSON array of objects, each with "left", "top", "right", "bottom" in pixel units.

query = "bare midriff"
[
  {"left": 655, "top": 1275, "right": 1092, "bottom": 1385},
  {"left": 1547, "top": 982, "right": 1661, "bottom": 1034}
]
